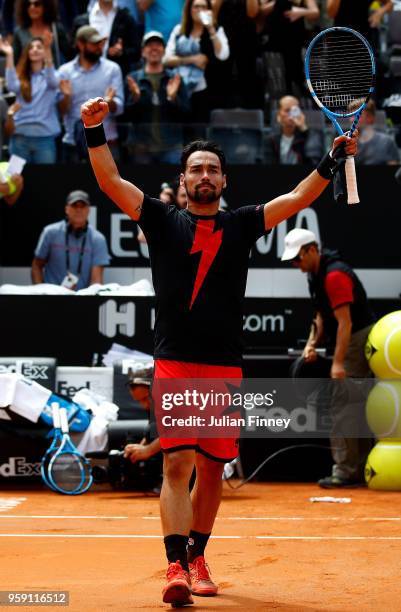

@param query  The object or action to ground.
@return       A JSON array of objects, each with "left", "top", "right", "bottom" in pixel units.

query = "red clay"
[{"left": 1, "top": 482, "right": 401, "bottom": 611}]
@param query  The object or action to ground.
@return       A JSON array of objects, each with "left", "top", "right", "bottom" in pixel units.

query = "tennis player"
[{"left": 81, "top": 97, "right": 357, "bottom": 607}]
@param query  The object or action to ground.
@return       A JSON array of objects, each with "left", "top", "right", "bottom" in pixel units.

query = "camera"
[
  {"left": 88, "top": 449, "right": 162, "bottom": 492},
  {"left": 289, "top": 106, "right": 302, "bottom": 119},
  {"left": 86, "top": 418, "right": 161, "bottom": 491},
  {"left": 199, "top": 10, "right": 213, "bottom": 27}
]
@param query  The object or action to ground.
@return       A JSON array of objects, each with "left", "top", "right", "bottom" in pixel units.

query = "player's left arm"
[
  {"left": 263, "top": 134, "right": 357, "bottom": 230},
  {"left": 331, "top": 304, "right": 353, "bottom": 379}
]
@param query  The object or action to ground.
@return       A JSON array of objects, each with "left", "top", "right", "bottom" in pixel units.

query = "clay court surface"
[{"left": 1, "top": 483, "right": 401, "bottom": 611}]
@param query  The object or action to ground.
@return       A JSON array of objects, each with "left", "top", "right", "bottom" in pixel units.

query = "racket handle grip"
[
  {"left": 51, "top": 402, "right": 61, "bottom": 430},
  {"left": 59, "top": 407, "right": 69, "bottom": 434},
  {"left": 345, "top": 157, "right": 359, "bottom": 205}
]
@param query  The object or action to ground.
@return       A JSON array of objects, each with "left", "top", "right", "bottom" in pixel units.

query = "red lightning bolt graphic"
[{"left": 190, "top": 219, "right": 223, "bottom": 309}]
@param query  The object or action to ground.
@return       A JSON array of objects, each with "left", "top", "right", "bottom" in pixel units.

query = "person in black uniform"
[
  {"left": 80, "top": 94, "right": 357, "bottom": 607},
  {"left": 281, "top": 228, "right": 376, "bottom": 488}
]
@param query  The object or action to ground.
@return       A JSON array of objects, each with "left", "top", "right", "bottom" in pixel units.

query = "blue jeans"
[{"left": 10, "top": 134, "right": 57, "bottom": 164}]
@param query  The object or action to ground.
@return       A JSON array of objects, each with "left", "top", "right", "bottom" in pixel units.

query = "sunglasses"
[{"left": 27, "top": 1, "right": 43, "bottom": 7}]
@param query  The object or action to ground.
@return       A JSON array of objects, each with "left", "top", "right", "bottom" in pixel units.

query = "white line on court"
[
  {"left": 142, "top": 516, "right": 401, "bottom": 522},
  {"left": 1, "top": 534, "right": 401, "bottom": 541},
  {"left": 0, "top": 515, "right": 128, "bottom": 520},
  {"left": 0, "top": 534, "right": 241, "bottom": 539}
]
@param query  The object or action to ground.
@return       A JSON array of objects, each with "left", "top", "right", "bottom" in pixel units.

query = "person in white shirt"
[{"left": 164, "top": 0, "right": 229, "bottom": 121}]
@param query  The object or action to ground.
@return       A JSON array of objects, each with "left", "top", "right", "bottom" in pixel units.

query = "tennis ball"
[
  {"left": 366, "top": 381, "right": 401, "bottom": 439},
  {"left": 365, "top": 311, "right": 401, "bottom": 379},
  {"left": 365, "top": 441, "right": 401, "bottom": 490}
]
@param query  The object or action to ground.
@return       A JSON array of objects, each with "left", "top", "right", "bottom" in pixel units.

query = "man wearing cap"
[
  {"left": 72, "top": 0, "right": 142, "bottom": 76},
  {"left": 281, "top": 228, "right": 376, "bottom": 488},
  {"left": 124, "top": 30, "right": 189, "bottom": 163},
  {"left": 58, "top": 25, "right": 124, "bottom": 161},
  {"left": 31, "top": 190, "right": 110, "bottom": 290}
]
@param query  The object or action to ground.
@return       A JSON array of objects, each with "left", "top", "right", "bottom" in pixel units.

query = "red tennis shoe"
[
  {"left": 162, "top": 561, "right": 193, "bottom": 606},
  {"left": 189, "top": 556, "right": 218, "bottom": 596}
]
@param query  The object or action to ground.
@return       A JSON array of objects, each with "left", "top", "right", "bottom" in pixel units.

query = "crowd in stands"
[{"left": 0, "top": 0, "right": 399, "bottom": 169}]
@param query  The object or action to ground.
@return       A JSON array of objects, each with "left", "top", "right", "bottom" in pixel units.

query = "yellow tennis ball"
[
  {"left": 365, "top": 440, "right": 401, "bottom": 490},
  {"left": 366, "top": 381, "right": 401, "bottom": 439},
  {"left": 365, "top": 311, "right": 401, "bottom": 379}
]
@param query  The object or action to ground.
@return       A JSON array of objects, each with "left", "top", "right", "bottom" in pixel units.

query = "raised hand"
[
  {"left": 166, "top": 73, "right": 181, "bottom": 102},
  {"left": 59, "top": 79, "right": 72, "bottom": 97},
  {"left": 108, "top": 38, "right": 123, "bottom": 57},
  {"left": 332, "top": 132, "right": 358, "bottom": 157},
  {"left": 80, "top": 97, "right": 109, "bottom": 127},
  {"left": 0, "top": 37, "right": 13, "bottom": 56},
  {"left": 126, "top": 75, "right": 141, "bottom": 101}
]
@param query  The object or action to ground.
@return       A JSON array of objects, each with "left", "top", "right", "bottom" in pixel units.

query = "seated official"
[{"left": 31, "top": 190, "right": 110, "bottom": 290}]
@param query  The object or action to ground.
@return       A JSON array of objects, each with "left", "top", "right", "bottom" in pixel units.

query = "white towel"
[{"left": 0, "top": 373, "right": 51, "bottom": 422}]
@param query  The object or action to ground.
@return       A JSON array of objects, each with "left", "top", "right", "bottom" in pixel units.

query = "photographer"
[
  {"left": 123, "top": 366, "right": 161, "bottom": 465},
  {"left": 265, "top": 94, "right": 325, "bottom": 165}
]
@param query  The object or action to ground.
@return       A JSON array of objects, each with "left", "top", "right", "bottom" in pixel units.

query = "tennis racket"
[
  {"left": 304, "top": 27, "right": 376, "bottom": 204},
  {"left": 41, "top": 402, "right": 63, "bottom": 491},
  {"left": 48, "top": 407, "right": 93, "bottom": 495}
]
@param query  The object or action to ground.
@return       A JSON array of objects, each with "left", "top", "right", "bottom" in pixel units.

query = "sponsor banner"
[
  {"left": 0, "top": 457, "right": 41, "bottom": 478},
  {"left": 153, "top": 378, "right": 376, "bottom": 439},
  {"left": 0, "top": 358, "right": 56, "bottom": 390},
  {"left": 0, "top": 297, "right": 399, "bottom": 366},
  {"left": 1, "top": 164, "right": 401, "bottom": 270},
  {"left": 55, "top": 367, "right": 113, "bottom": 400}
]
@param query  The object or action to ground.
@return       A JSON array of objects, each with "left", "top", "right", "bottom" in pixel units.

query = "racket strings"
[
  {"left": 49, "top": 453, "right": 91, "bottom": 493},
  {"left": 308, "top": 31, "right": 374, "bottom": 114}
]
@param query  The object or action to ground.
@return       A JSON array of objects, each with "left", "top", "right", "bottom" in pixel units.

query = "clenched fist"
[{"left": 80, "top": 97, "right": 109, "bottom": 127}]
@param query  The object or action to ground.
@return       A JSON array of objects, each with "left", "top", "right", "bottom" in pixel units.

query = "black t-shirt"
[
  {"left": 138, "top": 195, "right": 268, "bottom": 366},
  {"left": 334, "top": 0, "right": 371, "bottom": 37}
]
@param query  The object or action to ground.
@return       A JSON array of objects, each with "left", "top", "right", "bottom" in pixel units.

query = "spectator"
[
  {"left": 137, "top": 0, "right": 185, "bottom": 43},
  {"left": 57, "top": 25, "right": 124, "bottom": 162},
  {"left": 281, "top": 228, "right": 375, "bottom": 488},
  {"left": 124, "top": 31, "right": 189, "bottom": 163},
  {"left": 212, "top": 0, "right": 263, "bottom": 109},
  {"left": 265, "top": 95, "right": 325, "bottom": 165},
  {"left": 0, "top": 36, "right": 62, "bottom": 163},
  {"left": 172, "top": 179, "right": 187, "bottom": 209},
  {"left": 349, "top": 99, "right": 400, "bottom": 166},
  {"left": 326, "top": 0, "right": 393, "bottom": 45},
  {"left": 58, "top": 1, "right": 88, "bottom": 31},
  {"left": 31, "top": 189, "right": 110, "bottom": 290},
  {"left": 0, "top": 161, "right": 24, "bottom": 206},
  {"left": 260, "top": 0, "right": 319, "bottom": 96},
  {"left": 72, "top": 0, "right": 142, "bottom": 76},
  {"left": 164, "top": 0, "right": 229, "bottom": 121},
  {"left": 88, "top": 0, "right": 141, "bottom": 24},
  {"left": 13, "top": 0, "right": 71, "bottom": 67},
  {"left": 160, "top": 178, "right": 187, "bottom": 208}
]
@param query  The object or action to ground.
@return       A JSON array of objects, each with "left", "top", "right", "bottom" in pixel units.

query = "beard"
[
  {"left": 185, "top": 181, "right": 222, "bottom": 204},
  {"left": 83, "top": 49, "right": 102, "bottom": 63}
]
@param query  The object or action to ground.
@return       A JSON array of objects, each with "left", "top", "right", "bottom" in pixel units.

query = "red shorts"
[{"left": 154, "top": 359, "right": 243, "bottom": 462}]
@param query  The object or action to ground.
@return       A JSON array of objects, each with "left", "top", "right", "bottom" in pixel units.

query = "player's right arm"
[{"left": 80, "top": 97, "right": 144, "bottom": 221}]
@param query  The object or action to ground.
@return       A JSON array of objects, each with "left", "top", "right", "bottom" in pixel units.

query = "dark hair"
[
  {"left": 16, "top": 0, "right": 58, "bottom": 28},
  {"left": 16, "top": 37, "right": 45, "bottom": 102},
  {"left": 181, "top": 0, "right": 214, "bottom": 37},
  {"left": 181, "top": 140, "right": 227, "bottom": 174}
]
